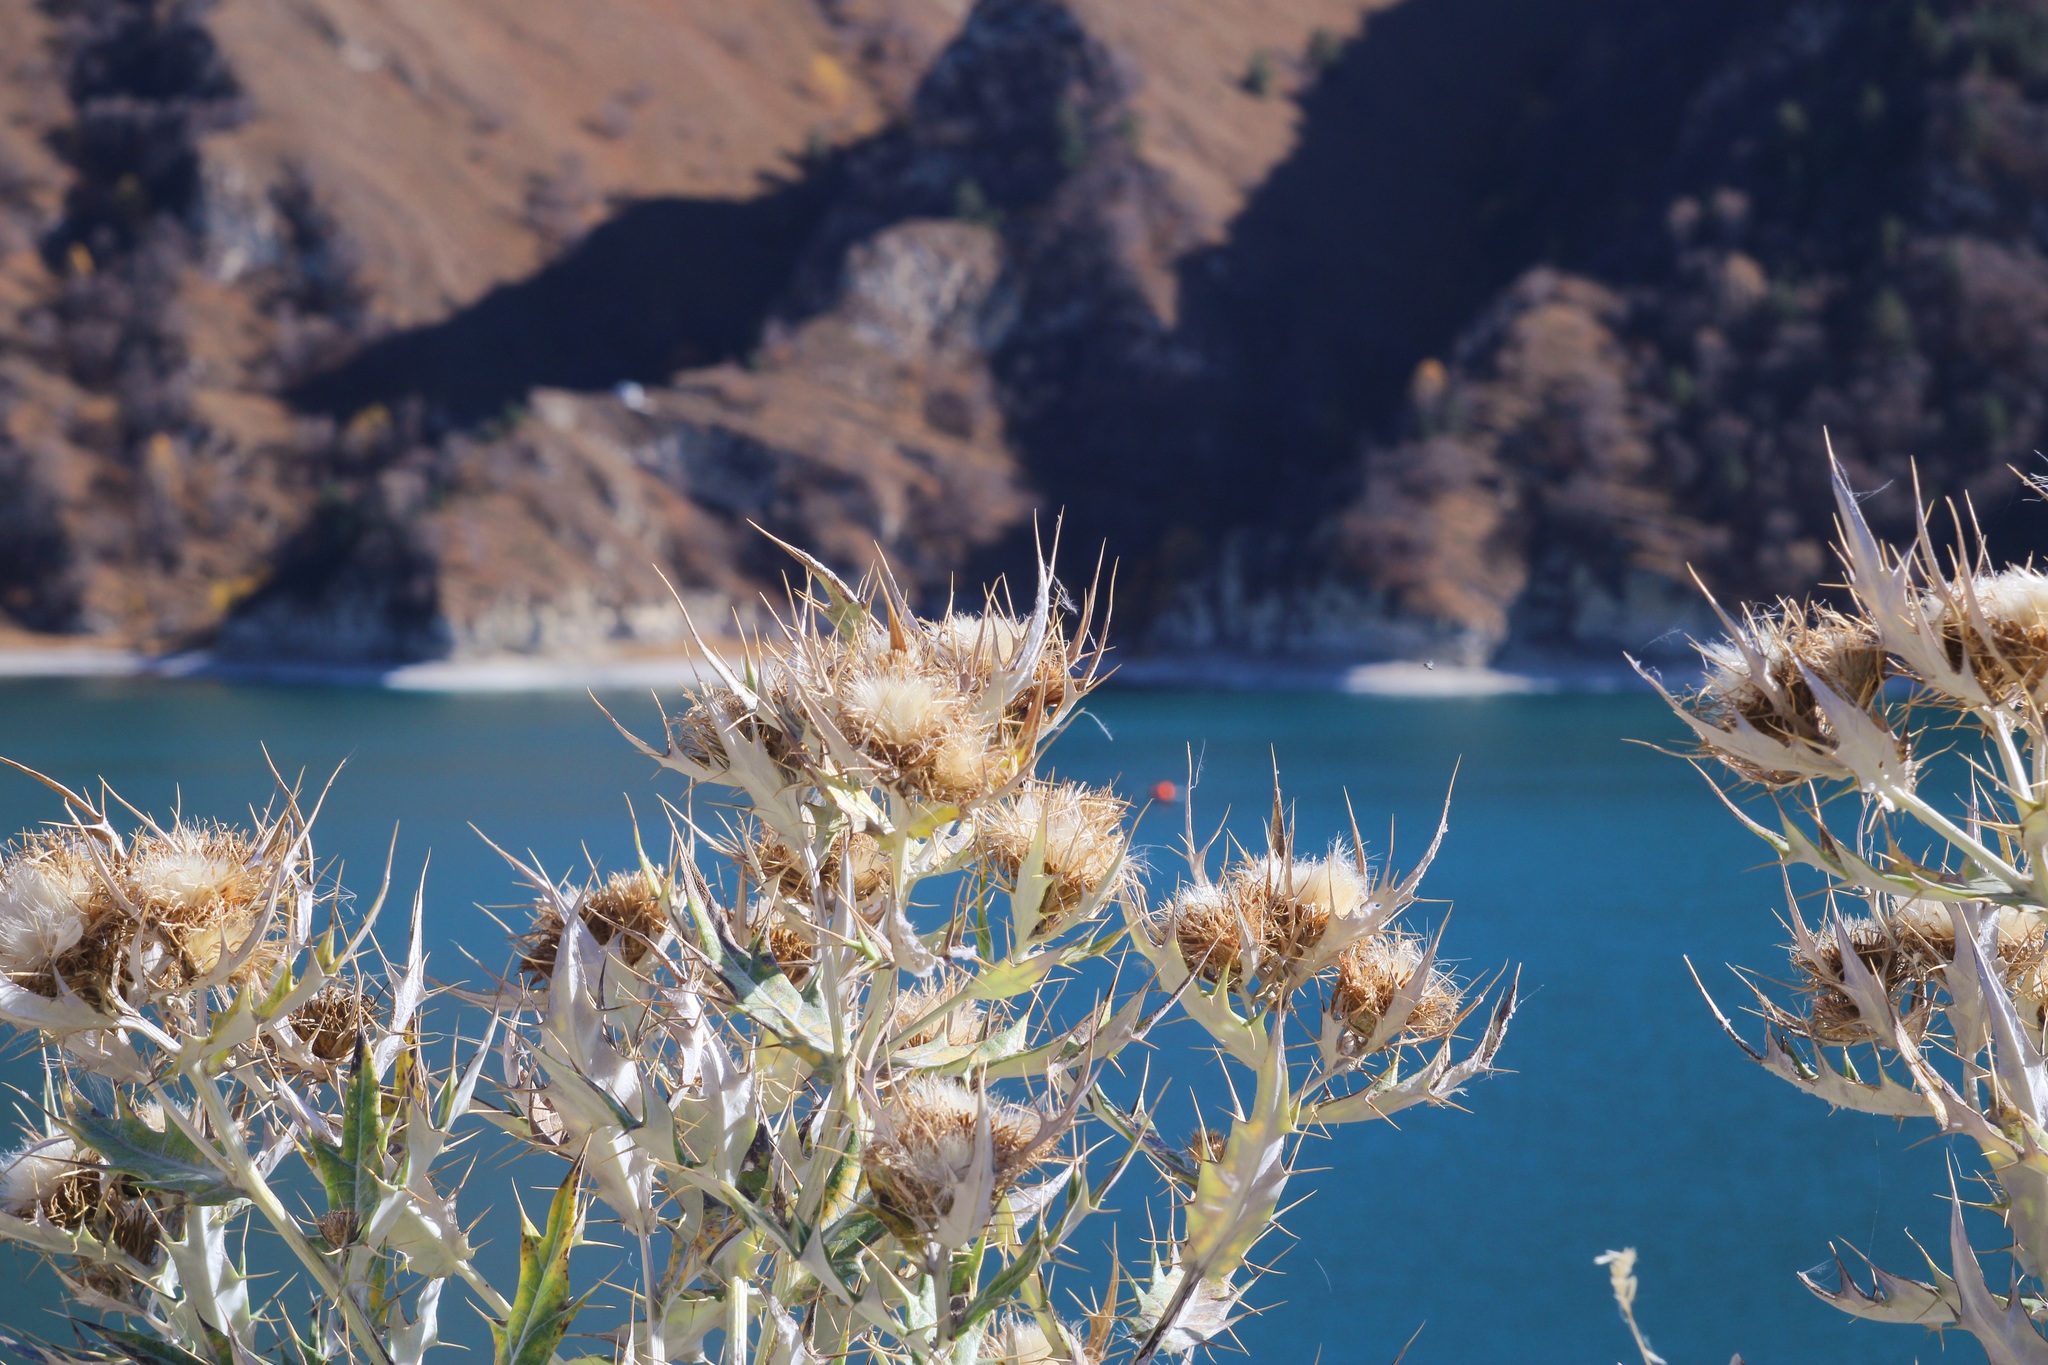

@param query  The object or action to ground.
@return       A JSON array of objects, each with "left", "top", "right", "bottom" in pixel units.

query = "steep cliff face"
[{"left": 217, "top": 0, "right": 1380, "bottom": 660}]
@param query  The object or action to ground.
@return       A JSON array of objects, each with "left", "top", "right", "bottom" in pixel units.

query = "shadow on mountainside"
[
  {"left": 953, "top": 0, "right": 1782, "bottom": 618},
  {"left": 288, "top": 170, "right": 842, "bottom": 426},
  {"left": 1160, "top": 0, "right": 1783, "bottom": 533}
]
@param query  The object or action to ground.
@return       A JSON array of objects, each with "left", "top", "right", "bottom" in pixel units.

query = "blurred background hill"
[{"left": 3, "top": 0, "right": 2047, "bottom": 670}]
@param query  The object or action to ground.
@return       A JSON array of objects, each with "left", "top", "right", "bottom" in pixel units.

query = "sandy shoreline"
[
  {"left": 0, "top": 643, "right": 1669, "bottom": 696},
  {"left": 0, "top": 646, "right": 729, "bottom": 692}
]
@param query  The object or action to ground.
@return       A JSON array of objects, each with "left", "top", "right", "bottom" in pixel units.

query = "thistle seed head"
[
  {"left": 1334, "top": 932, "right": 1463, "bottom": 1045},
  {"left": 0, "top": 1138, "right": 90, "bottom": 1220},
  {"left": 44, "top": 906, "right": 139, "bottom": 1007},
  {"left": 1165, "top": 850, "right": 1369, "bottom": 992},
  {"left": 920, "top": 725, "right": 1005, "bottom": 806},
  {"left": 1166, "top": 882, "right": 1259, "bottom": 985},
  {"left": 317, "top": 1209, "right": 358, "bottom": 1249},
  {"left": 671, "top": 691, "right": 738, "bottom": 773},
  {"left": 0, "top": 1137, "right": 166, "bottom": 1263},
  {"left": 824, "top": 651, "right": 1006, "bottom": 806},
  {"left": 790, "top": 601, "right": 1071, "bottom": 809},
  {"left": 863, "top": 1076, "right": 1054, "bottom": 1237},
  {"left": 929, "top": 612, "right": 1028, "bottom": 676},
  {"left": 0, "top": 836, "right": 94, "bottom": 981},
  {"left": 1245, "top": 851, "right": 1370, "bottom": 969},
  {"left": 978, "top": 780, "right": 1130, "bottom": 932},
  {"left": 1787, "top": 902, "right": 2048, "bottom": 1041},
  {"left": 841, "top": 667, "right": 953, "bottom": 753},
  {"left": 123, "top": 824, "right": 277, "bottom": 986},
  {"left": 751, "top": 830, "right": 888, "bottom": 908},
  {"left": 580, "top": 873, "right": 666, "bottom": 964},
  {"left": 518, "top": 871, "right": 666, "bottom": 981},
  {"left": 1692, "top": 604, "right": 1886, "bottom": 784},
  {"left": 763, "top": 916, "right": 818, "bottom": 986},
  {"left": 1939, "top": 568, "right": 2048, "bottom": 703},
  {"left": 287, "top": 985, "right": 372, "bottom": 1065},
  {"left": 888, "top": 977, "right": 988, "bottom": 1049}
]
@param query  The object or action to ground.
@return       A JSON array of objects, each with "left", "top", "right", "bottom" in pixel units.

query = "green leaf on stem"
[
  {"left": 61, "top": 1111, "right": 237, "bottom": 1205},
  {"left": 310, "top": 1038, "right": 386, "bottom": 1229},
  {"left": 491, "top": 1163, "right": 590, "bottom": 1365}
]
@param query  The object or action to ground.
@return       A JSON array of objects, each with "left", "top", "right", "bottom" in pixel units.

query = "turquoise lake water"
[{"left": 0, "top": 678, "right": 1968, "bottom": 1363}]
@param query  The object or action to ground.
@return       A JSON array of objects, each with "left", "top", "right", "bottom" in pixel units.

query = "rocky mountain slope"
[
  {"left": 1183, "top": 0, "right": 2048, "bottom": 666},
  {"left": 5, "top": 0, "right": 2047, "bottom": 668}
]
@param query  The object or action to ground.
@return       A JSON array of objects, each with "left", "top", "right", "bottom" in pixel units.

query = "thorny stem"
[
  {"left": 726, "top": 1272, "right": 749, "bottom": 1365},
  {"left": 1888, "top": 783, "right": 2031, "bottom": 892},
  {"left": 455, "top": 1256, "right": 513, "bottom": 1319},
  {"left": 637, "top": 1228, "right": 664, "bottom": 1365},
  {"left": 1985, "top": 707, "right": 2033, "bottom": 808},
  {"left": 173, "top": 1071, "right": 395, "bottom": 1365}
]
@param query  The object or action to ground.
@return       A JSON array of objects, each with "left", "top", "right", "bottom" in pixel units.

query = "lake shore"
[{"left": 0, "top": 641, "right": 1677, "bottom": 696}]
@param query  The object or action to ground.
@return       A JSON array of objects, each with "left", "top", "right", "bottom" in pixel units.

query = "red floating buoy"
[{"left": 1151, "top": 779, "right": 1179, "bottom": 804}]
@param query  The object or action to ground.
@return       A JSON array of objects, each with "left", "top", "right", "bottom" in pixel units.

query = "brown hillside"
[{"left": 0, "top": 0, "right": 1388, "bottom": 661}]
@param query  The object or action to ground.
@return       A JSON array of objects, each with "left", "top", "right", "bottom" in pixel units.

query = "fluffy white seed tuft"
[
  {"left": 841, "top": 670, "right": 951, "bottom": 748},
  {"left": 0, "top": 858, "right": 89, "bottom": 974},
  {"left": 0, "top": 1138, "right": 84, "bottom": 1217}
]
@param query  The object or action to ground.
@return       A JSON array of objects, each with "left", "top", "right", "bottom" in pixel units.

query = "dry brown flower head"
[
  {"left": 1787, "top": 902, "right": 2048, "bottom": 1042},
  {"left": 317, "top": 1208, "right": 358, "bottom": 1249},
  {"left": 1693, "top": 602, "right": 1887, "bottom": 785},
  {"left": 888, "top": 976, "right": 990, "bottom": 1050},
  {"left": 124, "top": 825, "right": 273, "bottom": 978},
  {"left": 750, "top": 829, "right": 889, "bottom": 909},
  {"left": 1938, "top": 568, "right": 2048, "bottom": 705},
  {"left": 287, "top": 984, "right": 373, "bottom": 1065},
  {"left": 1167, "top": 882, "right": 1260, "bottom": 985},
  {"left": 1334, "top": 932, "right": 1463, "bottom": 1046},
  {"left": 0, "top": 834, "right": 96, "bottom": 985},
  {"left": 518, "top": 871, "right": 666, "bottom": 981},
  {"left": 0, "top": 1139, "right": 171, "bottom": 1263},
  {"left": 977, "top": 780, "right": 1130, "bottom": 932},
  {"left": 762, "top": 916, "right": 818, "bottom": 986},
  {"left": 863, "top": 1076, "right": 1057, "bottom": 1238}
]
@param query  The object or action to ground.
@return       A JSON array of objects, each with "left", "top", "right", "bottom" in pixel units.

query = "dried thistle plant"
[
  {"left": 1648, "top": 444, "right": 2048, "bottom": 1356},
  {"left": 0, "top": 537, "right": 1514, "bottom": 1365}
]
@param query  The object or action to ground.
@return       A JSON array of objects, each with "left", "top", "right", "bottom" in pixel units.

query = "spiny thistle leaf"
[
  {"left": 954, "top": 1228, "right": 1057, "bottom": 1336},
  {"left": 491, "top": 1163, "right": 589, "bottom": 1365},
  {"left": 310, "top": 1038, "right": 386, "bottom": 1229},
  {"left": 1799, "top": 1243, "right": 1959, "bottom": 1327},
  {"left": 60, "top": 1110, "right": 237, "bottom": 1206},
  {"left": 820, "top": 1208, "right": 889, "bottom": 1283},
  {"left": 78, "top": 1325, "right": 215, "bottom": 1365},
  {"left": 1180, "top": 1039, "right": 1291, "bottom": 1280}
]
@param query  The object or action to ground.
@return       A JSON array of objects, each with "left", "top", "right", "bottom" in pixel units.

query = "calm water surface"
[{"left": 0, "top": 679, "right": 1961, "bottom": 1364}]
